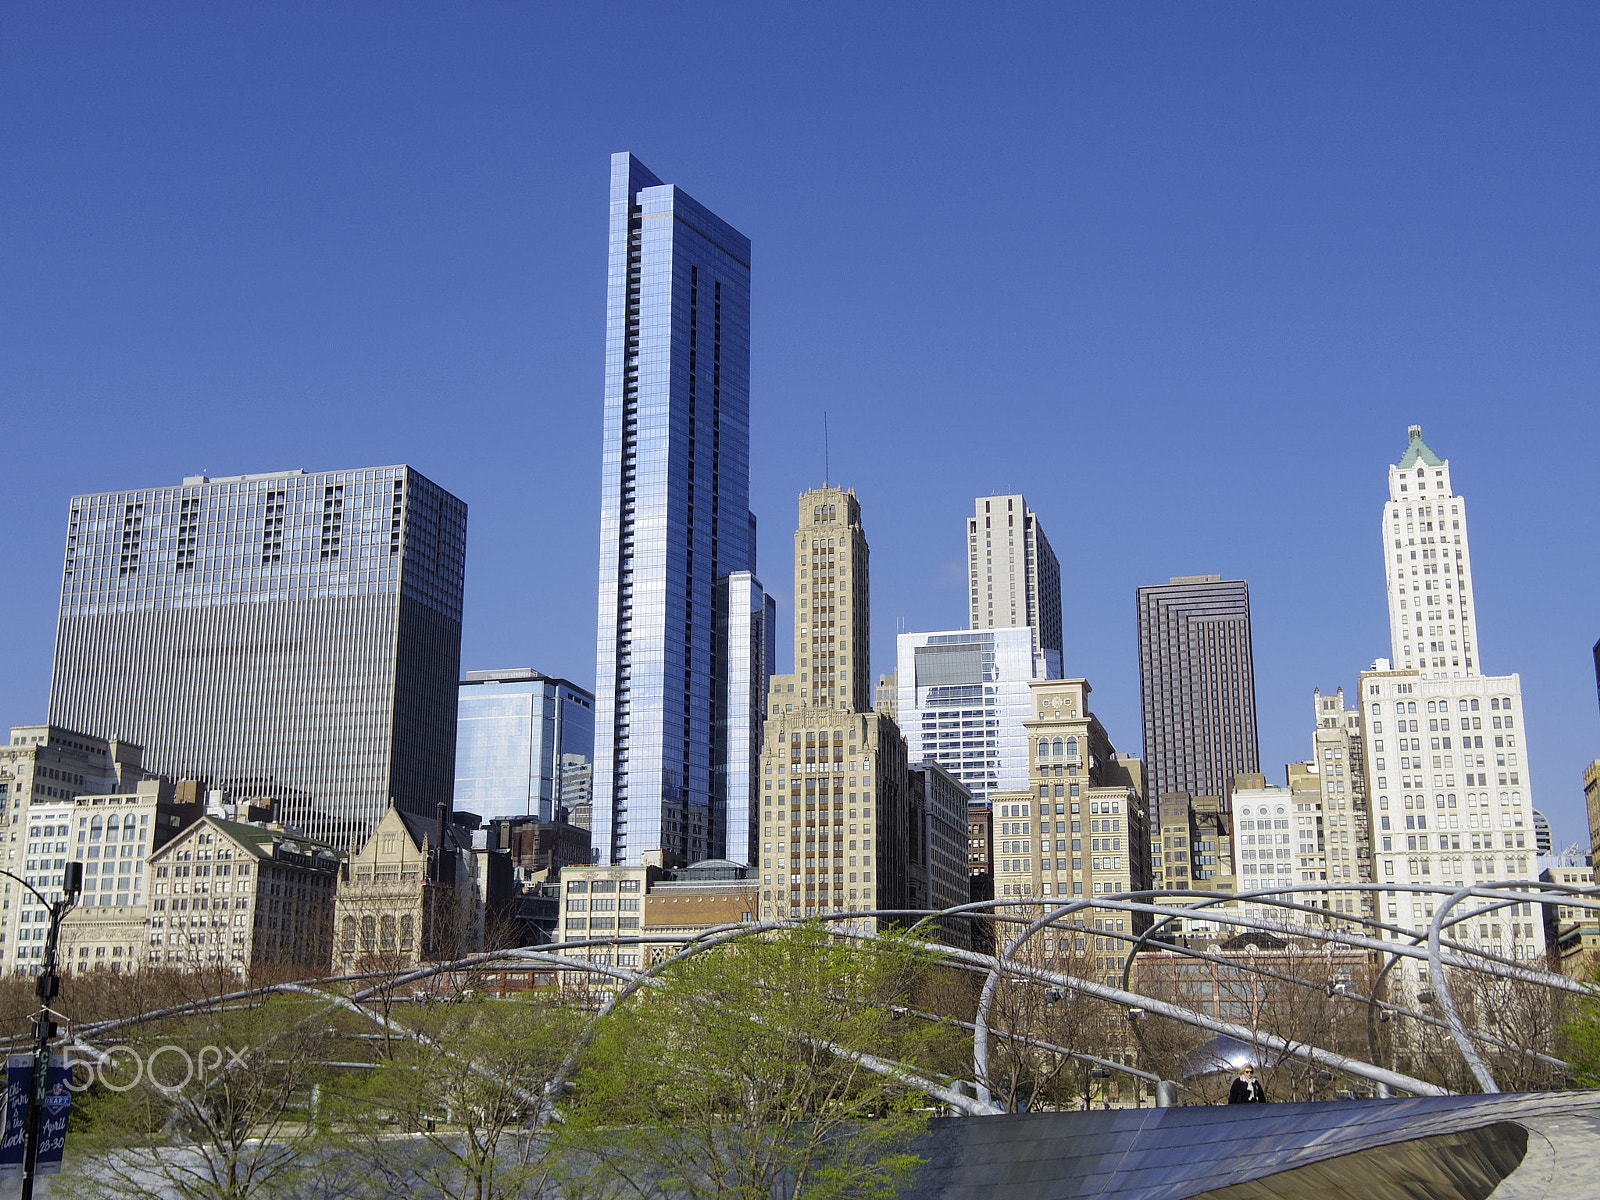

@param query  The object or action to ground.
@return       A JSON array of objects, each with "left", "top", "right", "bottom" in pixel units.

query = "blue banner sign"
[
  {"left": 35, "top": 1055, "right": 72, "bottom": 1177},
  {"left": 0, "top": 1054, "right": 32, "bottom": 1180}
]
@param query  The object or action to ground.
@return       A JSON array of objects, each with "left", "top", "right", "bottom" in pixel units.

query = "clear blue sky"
[{"left": 3, "top": 6, "right": 1597, "bottom": 844}]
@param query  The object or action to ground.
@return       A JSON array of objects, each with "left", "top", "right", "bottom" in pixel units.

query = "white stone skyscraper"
[
  {"left": 967, "top": 495, "right": 1062, "bottom": 658},
  {"left": 1383, "top": 425, "right": 1482, "bottom": 677},
  {"left": 1360, "top": 426, "right": 1543, "bottom": 977}
]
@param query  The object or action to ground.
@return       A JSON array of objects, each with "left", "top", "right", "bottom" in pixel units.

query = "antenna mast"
[{"left": 824, "top": 411, "right": 830, "bottom": 487}]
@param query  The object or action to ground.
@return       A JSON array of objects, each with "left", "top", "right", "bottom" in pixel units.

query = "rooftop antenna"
[{"left": 823, "top": 411, "right": 830, "bottom": 488}]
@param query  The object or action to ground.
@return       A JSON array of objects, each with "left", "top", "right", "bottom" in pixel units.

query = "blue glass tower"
[{"left": 592, "top": 153, "right": 770, "bottom": 866}]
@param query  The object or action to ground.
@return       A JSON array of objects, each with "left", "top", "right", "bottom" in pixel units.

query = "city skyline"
[{"left": 3, "top": 10, "right": 1599, "bottom": 850}]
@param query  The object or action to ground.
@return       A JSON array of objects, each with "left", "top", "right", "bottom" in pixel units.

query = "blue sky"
[{"left": 3, "top": 5, "right": 1598, "bottom": 844}]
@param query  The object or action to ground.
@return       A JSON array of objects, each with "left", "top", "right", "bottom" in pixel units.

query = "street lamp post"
[{"left": 3, "top": 863, "right": 83, "bottom": 1200}]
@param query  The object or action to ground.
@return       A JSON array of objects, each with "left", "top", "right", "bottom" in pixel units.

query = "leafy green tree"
[{"left": 562, "top": 925, "right": 941, "bottom": 1200}]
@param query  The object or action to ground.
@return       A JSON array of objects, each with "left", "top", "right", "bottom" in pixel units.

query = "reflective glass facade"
[
  {"left": 591, "top": 153, "right": 767, "bottom": 865},
  {"left": 896, "top": 628, "right": 1060, "bottom": 801},
  {"left": 48, "top": 466, "right": 466, "bottom": 851},
  {"left": 453, "top": 670, "right": 595, "bottom": 823}
]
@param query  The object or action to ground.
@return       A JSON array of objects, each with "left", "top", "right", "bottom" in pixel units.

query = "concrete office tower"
[
  {"left": 758, "top": 486, "right": 912, "bottom": 928},
  {"left": 968, "top": 495, "right": 1062, "bottom": 658},
  {"left": 1383, "top": 426, "right": 1482, "bottom": 676},
  {"left": 1136, "top": 575, "right": 1260, "bottom": 806},
  {"left": 591, "top": 152, "right": 769, "bottom": 867},
  {"left": 48, "top": 466, "right": 465, "bottom": 851},
  {"left": 990, "top": 679, "right": 1148, "bottom": 950},
  {"left": 454, "top": 671, "right": 595, "bottom": 823},
  {"left": 896, "top": 628, "right": 1058, "bottom": 802}
]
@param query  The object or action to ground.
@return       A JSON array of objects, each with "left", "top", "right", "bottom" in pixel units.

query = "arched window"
[
  {"left": 360, "top": 916, "right": 376, "bottom": 952},
  {"left": 340, "top": 917, "right": 357, "bottom": 954},
  {"left": 400, "top": 915, "right": 414, "bottom": 951},
  {"left": 123, "top": 814, "right": 137, "bottom": 836},
  {"left": 1065, "top": 737, "right": 1079, "bottom": 758},
  {"left": 1038, "top": 739, "right": 1050, "bottom": 758},
  {"left": 90, "top": 816, "right": 103, "bottom": 841},
  {"left": 1052, "top": 738, "right": 1064, "bottom": 757},
  {"left": 380, "top": 915, "right": 397, "bottom": 952}
]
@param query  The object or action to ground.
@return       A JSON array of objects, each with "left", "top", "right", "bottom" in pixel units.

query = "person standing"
[{"left": 1228, "top": 1065, "right": 1266, "bottom": 1104}]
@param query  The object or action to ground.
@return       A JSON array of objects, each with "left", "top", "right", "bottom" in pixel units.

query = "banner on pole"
[
  {"left": 35, "top": 1055, "right": 72, "bottom": 1177},
  {"left": 0, "top": 1054, "right": 33, "bottom": 1180}
]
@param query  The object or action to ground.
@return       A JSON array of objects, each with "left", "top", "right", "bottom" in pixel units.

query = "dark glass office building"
[
  {"left": 1136, "top": 575, "right": 1260, "bottom": 805},
  {"left": 591, "top": 152, "right": 771, "bottom": 866},
  {"left": 48, "top": 466, "right": 466, "bottom": 850}
]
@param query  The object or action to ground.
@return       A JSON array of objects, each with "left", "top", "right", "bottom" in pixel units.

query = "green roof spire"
[{"left": 1398, "top": 424, "right": 1443, "bottom": 468}]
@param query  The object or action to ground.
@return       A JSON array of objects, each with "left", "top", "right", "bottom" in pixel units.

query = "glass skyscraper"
[
  {"left": 48, "top": 465, "right": 466, "bottom": 850},
  {"left": 453, "top": 669, "right": 595, "bottom": 823},
  {"left": 591, "top": 152, "right": 771, "bottom": 866},
  {"left": 896, "top": 628, "right": 1061, "bottom": 801}
]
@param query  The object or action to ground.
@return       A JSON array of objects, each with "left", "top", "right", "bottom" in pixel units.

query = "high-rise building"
[
  {"left": 1302, "top": 688, "right": 1375, "bottom": 925},
  {"left": 967, "top": 494, "right": 1062, "bottom": 657},
  {"left": 1383, "top": 426, "right": 1482, "bottom": 676},
  {"left": 907, "top": 760, "right": 973, "bottom": 948},
  {"left": 453, "top": 670, "right": 595, "bottom": 823},
  {"left": 1532, "top": 809, "right": 1553, "bottom": 856},
  {"left": 48, "top": 466, "right": 466, "bottom": 851},
  {"left": 757, "top": 486, "right": 912, "bottom": 928},
  {"left": 896, "top": 627, "right": 1058, "bottom": 801},
  {"left": 991, "top": 679, "right": 1149, "bottom": 928},
  {"left": 590, "top": 152, "right": 769, "bottom": 867},
  {"left": 1136, "top": 575, "right": 1260, "bottom": 806},
  {"left": 1359, "top": 427, "right": 1545, "bottom": 977}
]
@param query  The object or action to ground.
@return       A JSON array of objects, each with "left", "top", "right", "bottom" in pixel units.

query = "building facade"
[
  {"left": 333, "top": 805, "right": 506, "bottom": 971},
  {"left": 557, "top": 861, "right": 759, "bottom": 985},
  {"left": 967, "top": 494, "right": 1063, "bottom": 658},
  {"left": 896, "top": 627, "right": 1058, "bottom": 802},
  {"left": 591, "top": 152, "right": 769, "bottom": 868},
  {"left": 1136, "top": 575, "right": 1260, "bottom": 806},
  {"left": 991, "top": 679, "right": 1149, "bottom": 917},
  {"left": 1358, "top": 427, "right": 1546, "bottom": 975},
  {"left": 148, "top": 816, "right": 343, "bottom": 971},
  {"left": 1381, "top": 426, "right": 1482, "bottom": 676},
  {"left": 908, "top": 759, "right": 974, "bottom": 948},
  {"left": 0, "top": 726, "right": 153, "bottom": 974},
  {"left": 757, "top": 486, "right": 912, "bottom": 928},
  {"left": 49, "top": 465, "right": 467, "bottom": 851},
  {"left": 57, "top": 780, "right": 200, "bottom": 973},
  {"left": 453, "top": 669, "right": 595, "bottom": 823}
]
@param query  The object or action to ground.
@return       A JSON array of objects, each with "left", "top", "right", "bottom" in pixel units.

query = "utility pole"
[{"left": 15, "top": 862, "right": 82, "bottom": 1200}]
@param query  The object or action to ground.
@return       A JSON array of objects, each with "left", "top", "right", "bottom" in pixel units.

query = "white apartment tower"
[
  {"left": 1384, "top": 426, "right": 1481, "bottom": 677},
  {"left": 968, "top": 495, "right": 1063, "bottom": 659},
  {"left": 1361, "top": 427, "right": 1543, "bottom": 974}
]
